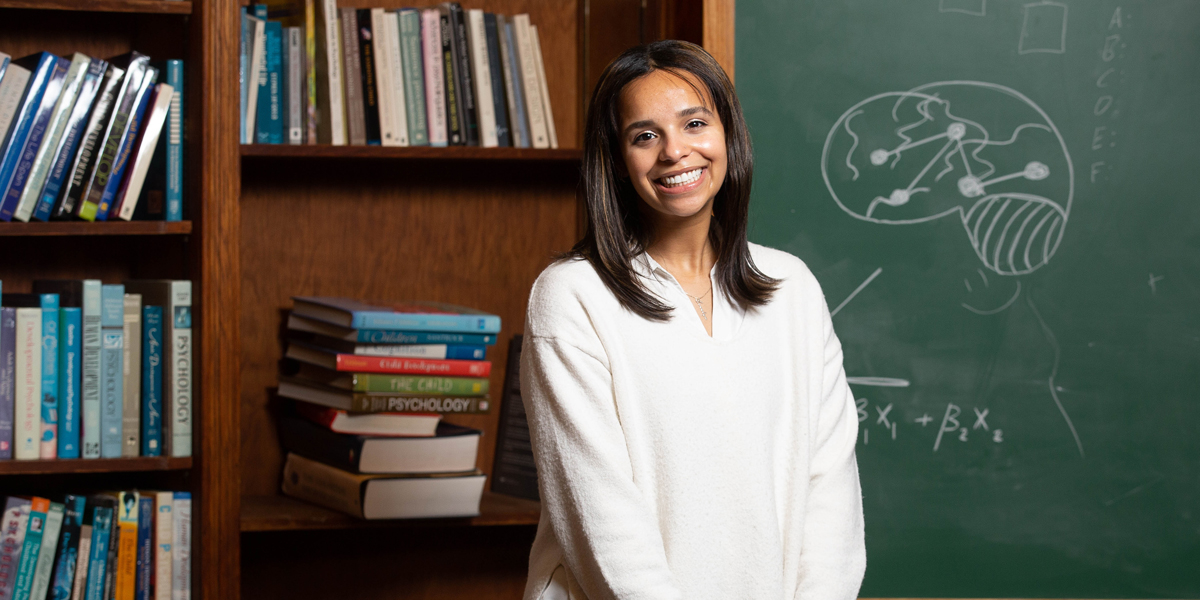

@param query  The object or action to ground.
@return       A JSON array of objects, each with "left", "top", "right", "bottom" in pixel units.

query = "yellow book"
[{"left": 105, "top": 491, "right": 139, "bottom": 600}]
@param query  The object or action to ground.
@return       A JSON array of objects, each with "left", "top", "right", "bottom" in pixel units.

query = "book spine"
[
  {"left": 114, "top": 82, "right": 174, "bottom": 221},
  {"left": 169, "top": 494, "right": 189, "bottom": 600},
  {"left": 83, "top": 506, "right": 111, "bottom": 600},
  {"left": 0, "top": 308, "right": 15, "bottom": 459},
  {"left": 22, "top": 54, "right": 89, "bottom": 221},
  {"left": 351, "top": 343, "right": 484, "bottom": 359},
  {"left": 0, "top": 55, "right": 56, "bottom": 222},
  {"left": 286, "top": 27, "right": 303, "bottom": 144},
  {"left": 398, "top": 10, "right": 427, "bottom": 146},
  {"left": 466, "top": 9, "right": 498, "bottom": 148},
  {"left": 421, "top": 9, "right": 447, "bottom": 147},
  {"left": 38, "top": 59, "right": 106, "bottom": 221},
  {"left": 110, "top": 493, "right": 138, "bottom": 600},
  {"left": 352, "top": 330, "right": 495, "bottom": 345},
  {"left": 256, "top": 21, "right": 283, "bottom": 144},
  {"left": 281, "top": 453, "right": 365, "bottom": 518},
  {"left": 448, "top": 3, "right": 477, "bottom": 146},
  {"left": 81, "top": 281, "right": 102, "bottom": 459},
  {"left": 121, "top": 294, "right": 141, "bottom": 457},
  {"left": 8, "top": 58, "right": 68, "bottom": 222},
  {"left": 50, "top": 495, "right": 86, "bottom": 600},
  {"left": 28, "top": 502, "right": 64, "bottom": 600},
  {"left": 352, "top": 312, "right": 501, "bottom": 333},
  {"left": 483, "top": 13, "right": 510, "bottom": 147},
  {"left": 39, "top": 296, "right": 59, "bottom": 459},
  {"left": 277, "top": 417, "right": 365, "bottom": 473},
  {"left": 244, "top": 15, "right": 264, "bottom": 143},
  {"left": 57, "top": 65, "right": 125, "bottom": 220},
  {"left": 382, "top": 12, "right": 408, "bottom": 146},
  {"left": 151, "top": 493, "right": 171, "bottom": 600},
  {"left": 11, "top": 498, "right": 49, "bottom": 600},
  {"left": 529, "top": 25, "right": 557, "bottom": 148},
  {"left": 334, "top": 355, "right": 491, "bottom": 377},
  {"left": 368, "top": 9, "right": 395, "bottom": 146},
  {"left": 141, "top": 307, "right": 162, "bottom": 457},
  {"left": 0, "top": 499, "right": 32, "bottom": 599},
  {"left": 338, "top": 8, "right": 366, "bottom": 146},
  {"left": 77, "top": 55, "right": 149, "bottom": 222},
  {"left": 58, "top": 308, "right": 82, "bottom": 459},
  {"left": 356, "top": 8, "right": 382, "bottom": 146},
  {"left": 99, "top": 285, "right": 125, "bottom": 459},
  {"left": 14, "top": 308, "right": 42, "bottom": 460},
  {"left": 439, "top": 10, "right": 461, "bottom": 145},
  {"left": 163, "top": 61, "right": 183, "bottom": 222},
  {"left": 0, "top": 65, "right": 30, "bottom": 156},
  {"left": 303, "top": 0, "right": 317, "bottom": 143},
  {"left": 134, "top": 497, "right": 152, "bottom": 600},
  {"left": 166, "top": 283, "right": 192, "bottom": 458},
  {"left": 500, "top": 20, "right": 529, "bottom": 148},
  {"left": 512, "top": 15, "right": 548, "bottom": 148},
  {"left": 69, "top": 524, "right": 91, "bottom": 600},
  {"left": 353, "top": 374, "right": 488, "bottom": 395},
  {"left": 95, "top": 67, "right": 156, "bottom": 221},
  {"left": 350, "top": 394, "right": 490, "bottom": 414}
]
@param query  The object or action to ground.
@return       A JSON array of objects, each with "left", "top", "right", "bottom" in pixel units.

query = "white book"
[
  {"left": 0, "top": 64, "right": 32, "bottom": 150},
  {"left": 15, "top": 53, "right": 90, "bottom": 222},
  {"left": 27, "top": 502, "right": 65, "bottom": 600},
  {"left": 383, "top": 11, "right": 409, "bottom": 146},
  {"left": 466, "top": 9, "right": 498, "bottom": 148},
  {"left": 171, "top": 493, "right": 191, "bottom": 600},
  {"left": 125, "top": 281, "right": 192, "bottom": 457},
  {"left": 14, "top": 307, "right": 42, "bottom": 460},
  {"left": 69, "top": 524, "right": 92, "bottom": 600},
  {"left": 244, "top": 15, "right": 266, "bottom": 143},
  {"left": 511, "top": 15, "right": 548, "bottom": 149},
  {"left": 153, "top": 491, "right": 174, "bottom": 600},
  {"left": 318, "top": 0, "right": 346, "bottom": 145},
  {"left": 529, "top": 25, "right": 557, "bottom": 149},
  {"left": 115, "top": 83, "right": 174, "bottom": 220},
  {"left": 370, "top": 8, "right": 397, "bottom": 147},
  {"left": 121, "top": 293, "right": 142, "bottom": 457},
  {"left": 286, "top": 27, "right": 303, "bottom": 144}
]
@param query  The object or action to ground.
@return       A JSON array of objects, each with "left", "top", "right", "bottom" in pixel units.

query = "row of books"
[
  {"left": 275, "top": 296, "right": 498, "bottom": 519},
  {"left": 0, "top": 280, "right": 193, "bottom": 461},
  {"left": 0, "top": 51, "right": 184, "bottom": 223},
  {"left": 240, "top": 2, "right": 558, "bottom": 149},
  {"left": 0, "top": 491, "right": 191, "bottom": 600}
]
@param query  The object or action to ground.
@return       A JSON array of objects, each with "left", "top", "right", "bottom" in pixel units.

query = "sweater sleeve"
[
  {"left": 522, "top": 334, "right": 684, "bottom": 600},
  {"left": 793, "top": 302, "right": 867, "bottom": 599}
]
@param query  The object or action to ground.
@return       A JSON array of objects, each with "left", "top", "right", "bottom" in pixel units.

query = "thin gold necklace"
[{"left": 685, "top": 287, "right": 713, "bottom": 321}]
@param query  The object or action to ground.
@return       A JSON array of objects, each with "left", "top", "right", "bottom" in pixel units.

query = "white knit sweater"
[{"left": 519, "top": 243, "right": 866, "bottom": 600}]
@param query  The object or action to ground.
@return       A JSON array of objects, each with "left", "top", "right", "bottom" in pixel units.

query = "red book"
[
  {"left": 286, "top": 343, "right": 492, "bottom": 376},
  {"left": 294, "top": 401, "right": 440, "bottom": 437}
]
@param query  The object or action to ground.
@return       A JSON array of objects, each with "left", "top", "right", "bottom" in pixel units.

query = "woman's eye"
[
  {"left": 634, "top": 132, "right": 656, "bottom": 143},
  {"left": 686, "top": 119, "right": 706, "bottom": 129}
]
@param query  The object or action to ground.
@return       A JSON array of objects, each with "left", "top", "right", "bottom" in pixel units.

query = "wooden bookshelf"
[
  {"left": 0, "top": 221, "right": 193, "bottom": 236},
  {"left": 0, "top": 0, "right": 192, "bottom": 14},
  {"left": 240, "top": 492, "right": 539, "bottom": 532},
  {"left": 240, "top": 144, "right": 582, "bottom": 162},
  {"left": 0, "top": 456, "right": 192, "bottom": 475}
]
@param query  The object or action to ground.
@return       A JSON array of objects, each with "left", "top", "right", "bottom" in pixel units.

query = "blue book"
[
  {"left": 33, "top": 58, "right": 107, "bottom": 222},
  {"left": 3, "top": 57, "right": 66, "bottom": 221},
  {"left": 291, "top": 297, "right": 502, "bottom": 333},
  {"left": 257, "top": 20, "right": 284, "bottom": 144},
  {"left": 49, "top": 495, "right": 86, "bottom": 600},
  {"left": 445, "top": 345, "right": 486, "bottom": 360},
  {"left": 83, "top": 501, "right": 114, "bottom": 600},
  {"left": 94, "top": 67, "right": 157, "bottom": 221},
  {"left": 0, "top": 52, "right": 60, "bottom": 221},
  {"left": 134, "top": 496, "right": 153, "bottom": 600},
  {"left": 58, "top": 308, "right": 82, "bottom": 459},
  {"left": 11, "top": 497, "right": 50, "bottom": 600},
  {"left": 0, "top": 53, "right": 9, "bottom": 79},
  {"left": 99, "top": 285, "right": 124, "bottom": 458},
  {"left": 141, "top": 306, "right": 162, "bottom": 456},
  {"left": 38, "top": 294, "right": 59, "bottom": 458},
  {"left": 0, "top": 307, "right": 15, "bottom": 460},
  {"left": 502, "top": 22, "right": 530, "bottom": 148},
  {"left": 162, "top": 60, "right": 183, "bottom": 222},
  {"left": 288, "top": 314, "right": 498, "bottom": 345}
]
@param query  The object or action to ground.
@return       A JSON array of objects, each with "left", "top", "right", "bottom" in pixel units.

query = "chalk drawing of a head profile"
[{"left": 822, "top": 81, "right": 1073, "bottom": 277}]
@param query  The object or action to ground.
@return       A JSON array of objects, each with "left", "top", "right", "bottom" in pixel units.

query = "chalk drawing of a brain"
[{"left": 822, "top": 81, "right": 1073, "bottom": 276}]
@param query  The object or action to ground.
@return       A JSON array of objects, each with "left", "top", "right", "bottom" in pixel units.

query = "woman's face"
[{"left": 618, "top": 70, "right": 727, "bottom": 224}]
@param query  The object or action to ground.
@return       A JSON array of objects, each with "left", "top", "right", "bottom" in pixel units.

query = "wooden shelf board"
[
  {"left": 240, "top": 491, "right": 541, "bottom": 532},
  {"left": 0, "top": 456, "right": 192, "bottom": 475},
  {"left": 240, "top": 144, "right": 582, "bottom": 162},
  {"left": 0, "top": 221, "right": 192, "bottom": 236},
  {"left": 0, "top": 0, "right": 192, "bottom": 14}
]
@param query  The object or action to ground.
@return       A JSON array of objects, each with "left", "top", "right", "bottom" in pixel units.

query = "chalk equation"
[{"left": 856, "top": 397, "right": 1003, "bottom": 451}]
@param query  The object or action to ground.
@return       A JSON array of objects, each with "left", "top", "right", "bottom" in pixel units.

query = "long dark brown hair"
[{"left": 567, "top": 40, "right": 777, "bottom": 321}]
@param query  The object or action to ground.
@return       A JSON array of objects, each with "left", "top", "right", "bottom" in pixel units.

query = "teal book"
[
  {"left": 141, "top": 306, "right": 162, "bottom": 456},
  {"left": 99, "top": 285, "right": 124, "bottom": 458},
  {"left": 256, "top": 20, "right": 284, "bottom": 144},
  {"left": 48, "top": 495, "right": 85, "bottom": 600},
  {"left": 38, "top": 294, "right": 59, "bottom": 459},
  {"left": 397, "top": 9, "right": 428, "bottom": 146},
  {"left": 27, "top": 501, "right": 64, "bottom": 600},
  {"left": 10, "top": 497, "right": 50, "bottom": 600},
  {"left": 57, "top": 307, "right": 82, "bottom": 458},
  {"left": 83, "top": 499, "right": 114, "bottom": 600},
  {"left": 291, "top": 297, "right": 501, "bottom": 333}
]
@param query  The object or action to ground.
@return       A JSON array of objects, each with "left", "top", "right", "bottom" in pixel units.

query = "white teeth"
[{"left": 660, "top": 168, "right": 702, "bottom": 187}]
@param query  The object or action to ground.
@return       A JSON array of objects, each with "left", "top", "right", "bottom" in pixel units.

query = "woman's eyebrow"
[{"left": 623, "top": 107, "right": 714, "bottom": 136}]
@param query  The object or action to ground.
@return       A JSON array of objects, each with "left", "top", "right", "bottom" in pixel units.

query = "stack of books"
[
  {"left": 0, "top": 51, "right": 184, "bottom": 223},
  {"left": 0, "top": 491, "right": 191, "bottom": 600},
  {"left": 0, "top": 279, "right": 193, "bottom": 461},
  {"left": 240, "top": 2, "right": 557, "bottom": 149},
  {"left": 277, "top": 296, "right": 499, "bottom": 519}
]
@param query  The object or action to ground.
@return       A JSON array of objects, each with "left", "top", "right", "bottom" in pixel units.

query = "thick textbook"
[
  {"left": 282, "top": 453, "right": 485, "bottom": 520},
  {"left": 279, "top": 376, "right": 491, "bottom": 415},
  {"left": 291, "top": 297, "right": 500, "bottom": 333},
  {"left": 278, "top": 415, "right": 481, "bottom": 474},
  {"left": 285, "top": 343, "right": 491, "bottom": 377},
  {"left": 287, "top": 313, "right": 496, "bottom": 345},
  {"left": 294, "top": 401, "right": 439, "bottom": 437}
]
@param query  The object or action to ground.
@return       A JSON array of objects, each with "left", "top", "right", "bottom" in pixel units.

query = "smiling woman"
[{"left": 519, "top": 40, "right": 867, "bottom": 600}]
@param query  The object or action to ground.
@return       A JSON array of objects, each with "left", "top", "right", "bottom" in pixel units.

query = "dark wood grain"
[
  {"left": 240, "top": 492, "right": 540, "bottom": 532},
  {"left": 240, "top": 144, "right": 582, "bottom": 161},
  {"left": 0, "top": 0, "right": 191, "bottom": 14},
  {"left": 0, "top": 221, "right": 192, "bottom": 236},
  {"left": 703, "top": 0, "right": 736, "bottom": 81},
  {"left": 0, "top": 456, "right": 192, "bottom": 475}
]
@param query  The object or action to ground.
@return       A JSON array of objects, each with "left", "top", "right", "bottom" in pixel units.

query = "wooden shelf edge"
[
  {"left": 0, "top": 456, "right": 192, "bottom": 475},
  {"left": 240, "top": 144, "right": 582, "bottom": 162},
  {"left": 0, "top": 221, "right": 192, "bottom": 236},
  {"left": 0, "top": 0, "right": 192, "bottom": 14},
  {"left": 240, "top": 491, "right": 540, "bottom": 532}
]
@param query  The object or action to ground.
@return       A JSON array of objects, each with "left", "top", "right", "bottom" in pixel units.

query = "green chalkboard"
[{"left": 737, "top": 1, "right": 1199, "bottom": 597}]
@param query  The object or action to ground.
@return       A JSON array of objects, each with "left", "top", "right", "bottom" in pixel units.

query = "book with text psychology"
[
  {"left": 123, "top": 281, "right": 190, "bottom": 458},
  {"left": 279, "top": 376, "right": 490, "bottom": 415}
]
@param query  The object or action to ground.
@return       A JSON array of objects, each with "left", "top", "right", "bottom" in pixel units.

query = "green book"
[
  {"left": 397, "top": 9, "right": 428, "bottom": 146},
  {"left": 292, "top": 363, "right": 488, "bottom": 395}
]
